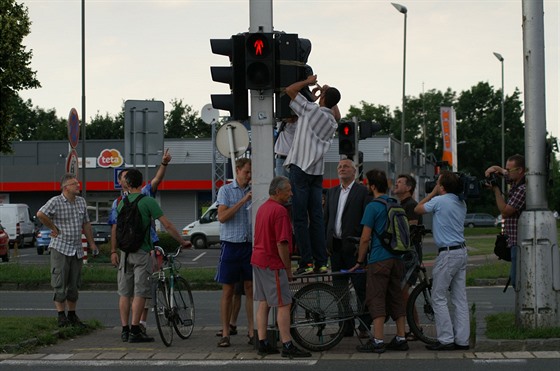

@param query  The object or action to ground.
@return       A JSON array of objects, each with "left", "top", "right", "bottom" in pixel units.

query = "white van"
[
  {"left": 181, "top": 202, "right": 220, "bottom": 249},
  {"left": 0, "top": 204, "right": 36, "bottom": 247}
]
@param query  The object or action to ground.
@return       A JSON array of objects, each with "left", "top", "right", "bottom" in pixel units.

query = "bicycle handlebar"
[{"left": 153, "top": 245, "right": 182, "bottom": 259}]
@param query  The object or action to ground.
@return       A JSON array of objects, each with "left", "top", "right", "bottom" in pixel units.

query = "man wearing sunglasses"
[{"left": 485, "top": 154, "right": 526, "bottom": 289}]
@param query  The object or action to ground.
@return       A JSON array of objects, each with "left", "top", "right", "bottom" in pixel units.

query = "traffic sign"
[
  {"left": 66, "top": 149, "right": 79, "bottom": 177},
  {"left": 215, "top": 121, "right": 249, "bottom": 158},
  {"left": 68, "top": 108, "right": 80, "bottom": 148}
]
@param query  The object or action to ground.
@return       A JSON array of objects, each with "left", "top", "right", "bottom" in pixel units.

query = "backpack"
[
  {"left": 116, "top": 194, "right": 149, "bottom": 253},
  {"left": 371, "top": 197, "right": 412, "bottom": 255}
]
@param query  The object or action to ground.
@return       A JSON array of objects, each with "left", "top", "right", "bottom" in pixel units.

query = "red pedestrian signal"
[{"left": 245, "top": 33, "right": 274, "bottom": 89}]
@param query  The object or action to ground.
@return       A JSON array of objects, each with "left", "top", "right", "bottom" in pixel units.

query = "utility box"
[{"left": 516, "top": 210, "right": 560, "bottom": 328}]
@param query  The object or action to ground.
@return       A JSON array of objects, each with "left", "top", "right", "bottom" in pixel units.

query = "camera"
[
  {"left": 425, "top": 172, "right": 480, "bottom": 201},
  {"left": 480, "top": 173, "right": 500, "bottom": 188}
]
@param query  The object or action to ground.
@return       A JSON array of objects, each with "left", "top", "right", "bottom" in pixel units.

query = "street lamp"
[
  {"left": 392, "top": 2, "right": 408, "bottom": 175},
  {"left": 493, "top": 51, "right": 505, "bottom": 191}
]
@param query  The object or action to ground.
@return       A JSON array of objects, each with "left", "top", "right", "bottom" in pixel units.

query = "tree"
[
  {"left": 0, "top": 0, "right": 41, "bottom": 153},
  {"left": 11, "top": 96, "right": 66, "bottom": 140},
  {"left": 87, "top": 111, "right": 123, "bottom": 139},
  {"left": 164, "top": 99, "right": 210, "bottom": 138}
]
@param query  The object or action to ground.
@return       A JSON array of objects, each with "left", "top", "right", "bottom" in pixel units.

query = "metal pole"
[
  {"left": 516, "top": 0, "right": 560, "bottom": 329},
  {"left": 211, "top": 122, "right": 217, "bottom": 202},
  {"left": 249, "top": 0, "right": 274, "bottom": 348},
  {"left": 392, "top": 3, "right": 408, "bottom": 175},
  {"left": 494, "top": 52, "right": 505, "bottom": 191},
  {"left": 81, "top": 0, "right": 86, "bottom": 197}
]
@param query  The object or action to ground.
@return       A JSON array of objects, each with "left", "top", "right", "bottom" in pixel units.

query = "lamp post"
[
  {"left": 493, "top": 52, "right": 505, "bottom": 191},
  {"left": 392, "top": 2, "right": 408, "bottom": 175}
]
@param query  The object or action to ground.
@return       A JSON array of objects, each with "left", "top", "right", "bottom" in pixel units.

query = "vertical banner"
[{"left": 440, "top": 107, "right": 457, "bottom": 171}]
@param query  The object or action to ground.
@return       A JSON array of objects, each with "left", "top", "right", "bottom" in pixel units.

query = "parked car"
[
  {"left": 0, "top": 223, "right": 9, "bottom": 262},
  {"left": 91, "top": 223, "right": 112, "bottom": 245},
  {"left": 182, "top": 202, "right": 220, "bottom": 249},
  {"left": 464, "top": 213, "right": 496, "bottom": 228},
  {"left": 35, "top": 225, "right": 52, "bottom": 255}
]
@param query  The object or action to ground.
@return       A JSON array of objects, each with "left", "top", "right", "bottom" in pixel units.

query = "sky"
[{"left": 18, "top": 0, "right": 559, "bottom": 142}]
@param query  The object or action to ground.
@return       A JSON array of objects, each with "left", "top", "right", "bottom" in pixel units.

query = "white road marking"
[{"left": 192, "top": 252, "right": 206, "bottom": 262}]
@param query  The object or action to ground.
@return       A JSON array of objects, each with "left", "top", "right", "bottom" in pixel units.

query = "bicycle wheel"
[
  {"left": 406, "top": 280, "right": 438, "bottom": 344},
  {"left": 290, "top": 282, "right": 345, "bottom": 352},
  {"left": 172, "top": 276, "right": 195, "bottom": 339},
  {"left": 153, "top": 280, "right": 174, "bottom": 346}
]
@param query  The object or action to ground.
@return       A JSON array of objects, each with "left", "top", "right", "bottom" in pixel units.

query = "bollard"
[{"left": 82, "top": 233, "right": 88, "bottom": 264}]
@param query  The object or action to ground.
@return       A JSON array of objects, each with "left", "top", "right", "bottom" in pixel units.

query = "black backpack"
[{"left": 116, "top": 194, "right": 149, "bottom": 253}]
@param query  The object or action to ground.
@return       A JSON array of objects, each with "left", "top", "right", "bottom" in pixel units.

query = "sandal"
[
  {"left": 215, "top": 324, "right": 238, "bottom": 337},
  {"left": 217, "top": 336, "right": 230, "bottom": 347},
  {"left": 247, "top": 334, "right": 255, "bottom": 346}
]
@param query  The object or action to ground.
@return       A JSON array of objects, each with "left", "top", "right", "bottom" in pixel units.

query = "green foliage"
[
  {"left": 165, "top": 99, "right": 211, "bottom": 138},
  {"left": 156, "top": 231, "right": 180, "bottom": 251},
  {"left": 486, "top": 312, "right": 560, "bottom": 339},
  {"left": 0, "top": 0, "right": 41, "bottom": 153},
  {"left": 87, "top": 111, "right": 124, "bottom": 139},
  {"left": 11, "top": 96, "right": 66, "bottom": 140}
]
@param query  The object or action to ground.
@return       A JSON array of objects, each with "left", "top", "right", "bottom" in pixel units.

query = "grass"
[
  {"left": 466, "top": 260, "right": 510, "bottom": 286},
  {"left": 486, "top": 312, "right": 560, "bottom": 339},
  {"left": 0, "top": 260, "right": 219, "bottom": 290},
  {"left": 0, "top": 317, "right": 102, "bottom": 353}
]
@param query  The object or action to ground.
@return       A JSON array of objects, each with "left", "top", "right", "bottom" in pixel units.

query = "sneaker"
[
  {"left": 281, "top": 344, "right": 312, "bottom": 358},
  {"left": 425, "top": 341, "right": 455, "bottom": 351},
  {"left": 67, "top": 314, "right": 87, "bottom": 328},
  {"left": 247, "top": 335, "right": 255, "bottom": 345},
  {"left": 386, "top": 336, "right": 409, "bottom": 351},
  {"left": 258, "top": 343, "right": 280, "bottom": 356},
  {"left": 121, "top": 329, "right": 130, "bottom": 342},
  {"left": 454, "top": 343, "right": 470, "bottom": 350},
  {"left": 294, "top": 265, "right": 314, "bottom": 276},
  {"left": 356, "top": 340, "right": 386, "bottom": 354},
  {"left": 57, "top": 315, "right": 69, "bottom": 328},
  {"left": 317, "top": 265, "right": 329, "bottom": 274},
  {"left": 128, "top": 331, "right": 155, "bottom": 343},
  {"left": 138, "top": 323, "right": 147, "bottom": 335}
]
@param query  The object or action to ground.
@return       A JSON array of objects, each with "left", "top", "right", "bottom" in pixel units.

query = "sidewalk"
[{"left": 2, "top": 324, "right": 560, "bottom": 362}]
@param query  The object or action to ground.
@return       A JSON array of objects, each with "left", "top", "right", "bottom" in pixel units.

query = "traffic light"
[
  {"left": 358, "top": 121, "right": 382, "bottom": 139},
  {"left": 338, "top": 121, "right": 357, "bottom": 157},
  {"left": 275, "top": 34, "right": 314, "bottom": 118},
  {"left": 245, "top": 33, "right": 274, "bottom": 90},
  {"left": 210, "top": 35, "right": 248, "bottom": 120}
]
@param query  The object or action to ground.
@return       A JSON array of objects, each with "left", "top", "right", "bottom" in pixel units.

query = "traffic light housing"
[
  {"left": 275, "top": 34, "right": 314, "bottom": 119},
  {"left": 245, "top": 33, "right": 275, "bottom": 90},
  {"left": 210, "top": 35, "right": 248, "bottom": 120},
  {"left": 358, "top": 121, "right": 382, "bottom": 139},
  {"left": 338, "top": 121, "right": 357, "bottom": 157}
]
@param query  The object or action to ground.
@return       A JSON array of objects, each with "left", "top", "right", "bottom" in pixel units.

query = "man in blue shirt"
[
  {"left": 415, "top": 170, "right": 470, "bottom": 351},
  {"left": 215, "top": 158, "right": 254, "bottom": 348},
  {"left": 352, "top": 169, "right": 408, "bottom": 354}
]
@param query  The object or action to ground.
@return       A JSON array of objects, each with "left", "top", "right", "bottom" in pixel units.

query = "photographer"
[{"left": 485, "top": 154, "right": 526, "bottom": 289}]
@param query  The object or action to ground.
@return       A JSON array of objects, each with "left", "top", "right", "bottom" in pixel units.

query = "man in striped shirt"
[{"left": 284, "top": 74, "right": 341, "bottom": 275}]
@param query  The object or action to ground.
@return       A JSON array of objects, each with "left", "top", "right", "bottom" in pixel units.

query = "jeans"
[
  {"left": 431, "top": 248, "right": 470, "bottom": 346},
  {"left": 289, "top": 165, "right": 327, "bottom": 268},
  {"left": 274, "top": 158, "right": 289, "bottom": 178}
]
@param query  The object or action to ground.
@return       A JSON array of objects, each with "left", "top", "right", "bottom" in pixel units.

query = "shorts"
[
  {"left": 117, "top": 250, "right": 152, "bottom": 298},
  {"left": 366, "top": 258, "right": 405, "bottom": 320},
  {"left": 50, "top": 248, "right": 83, "bottom": 303},
  {"left": 215, "top": 241, "right": 253, "bottom": 284},
  {"left": 253, "top": 266, "right": 292, "bottom": 307}
]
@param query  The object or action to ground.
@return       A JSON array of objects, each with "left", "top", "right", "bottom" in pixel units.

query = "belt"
[
  {"left": 438, "top": 244, "right": 465, "bottom": 253},
  {"left": 275, "top": 154, "right": 287, "bottom": 160}
]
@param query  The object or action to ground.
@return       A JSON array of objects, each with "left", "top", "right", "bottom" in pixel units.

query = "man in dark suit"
[{"left": 325, "top": 159, "right": 372, "bottom": 338}]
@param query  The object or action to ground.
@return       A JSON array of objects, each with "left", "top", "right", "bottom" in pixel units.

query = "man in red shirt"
[{"left": 251, "top": 176, "right": 311, "bottom": 358}]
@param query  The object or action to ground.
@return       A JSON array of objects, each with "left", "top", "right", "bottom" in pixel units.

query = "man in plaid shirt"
[
  {"left": 37, "top": 173, "right": 98, "bottom": 328},
  {"left": 485, "top": 154, "right": 526, "bottom": 288}
]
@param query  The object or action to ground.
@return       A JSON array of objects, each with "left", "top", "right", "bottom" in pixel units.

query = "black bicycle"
[
  {"left": 405, "top": 225, "right": 437, "bottom": 345},
  {"left": 151, "top": 245, "right": 195, "bottom": 346}
]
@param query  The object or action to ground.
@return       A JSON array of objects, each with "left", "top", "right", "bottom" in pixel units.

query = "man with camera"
[{"left": 485, "top": 154, "right": 526, "bottom": 289}]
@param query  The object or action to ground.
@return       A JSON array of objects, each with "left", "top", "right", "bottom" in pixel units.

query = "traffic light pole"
[{"left": 249, "top": 0, "right": 276, "bottom": 348}]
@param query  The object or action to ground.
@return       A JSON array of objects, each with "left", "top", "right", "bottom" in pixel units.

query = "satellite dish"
[
  {"left": 201, "top": 103, "right": 220, "bottom": 125},
  {"left": 216, "top": 121, "right": 250, "bottom": 158}
]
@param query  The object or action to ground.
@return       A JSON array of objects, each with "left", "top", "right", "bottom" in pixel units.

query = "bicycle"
[
  {"left": 289, "top": 270, "right": 369, "bottom": 351},
  {"left": 151, "top": 245, "right": 195, "bottom": 346},
  {"left": 405, "top": 225, "right": 437, "bottom": 345}
]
